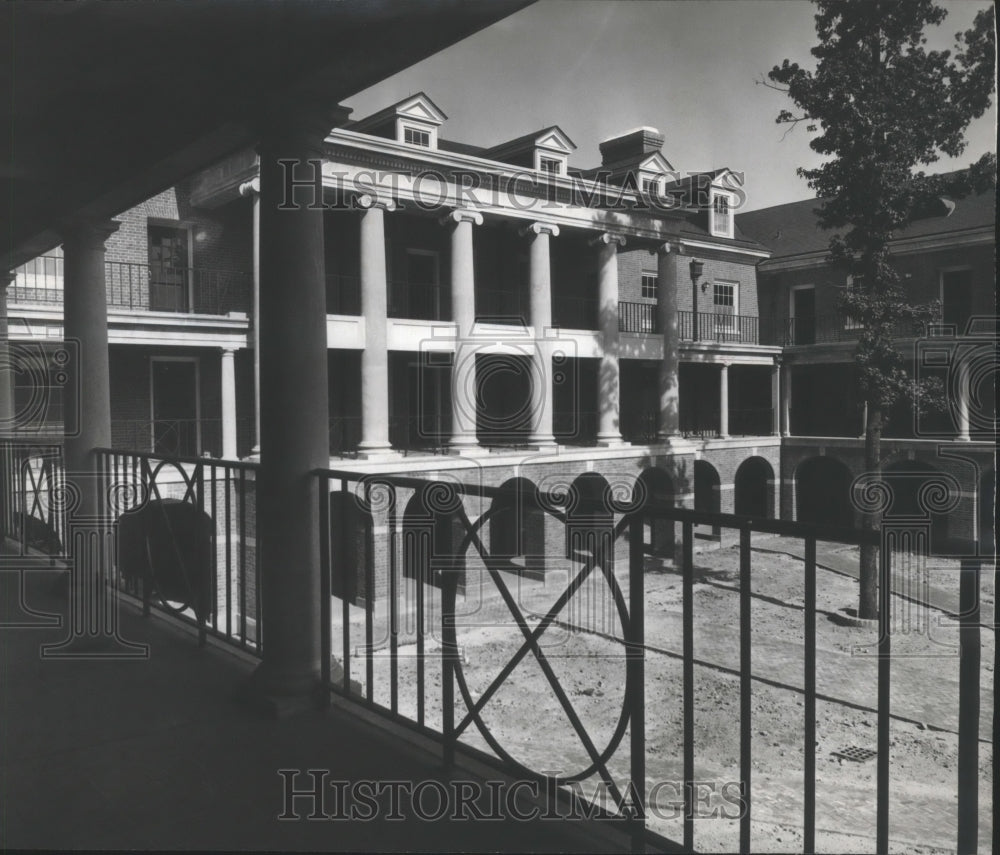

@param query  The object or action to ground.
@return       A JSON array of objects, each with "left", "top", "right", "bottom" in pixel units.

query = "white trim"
[
  {"left": 712, "top": 279, "right": 739, "bottom": 331},
  {"left": 150, "top": 355, "right": 202, "bottom": 456},
  {"left": 398, "top": 120, "right": 437, "bottom": 150},
  {"left": 709, "top": 190, "right": 735, "bottom": 239}
]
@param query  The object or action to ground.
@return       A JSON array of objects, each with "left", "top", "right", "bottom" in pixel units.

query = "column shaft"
[
  {"left": 771, "top": 362, "right": 780, "bottom": 437},
  {"left": 447, "top": 211, "right": 482, "bottom": 450},
  {"left": 780, "top": 362, "right": 791, "bottom": 437},
  {"left": 253, "top": 110, "right": 332, "bottom": 698},
  {"left": 595, "top": 235, "right": 624, "bottom": 446},
  {"left": 63, "top": 222, "right": 118, "bottom": 509},
  {"left": 526, "top": 224, "right": 556, "bottom": 447},
  {"left": 956, "top": 359, "right": 971, "bottom": 441},
  {"left": 657, "top": 246, "right": 680, "bottom": 439},
  {"left": 0, "top": 275, "right": 13, "bottom": 431},
  {"left": 719, "top": 363, "right": 730, "bottom": 438},
  {"left": 221, "top": 348, "right": 237, "bottom": 458},
  {"left": 358, "top": 201, "right": 392, "bottom": 454}
]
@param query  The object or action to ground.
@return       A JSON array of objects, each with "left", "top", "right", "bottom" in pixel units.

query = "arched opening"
[
  {"left": 637, "top": 467, "right": 675, "bottom": 558},
  {"left": 402, "top": 486, "right": 466, "bottom": 591},
  {"left": 980, "top": 468, "right": 995, "bottom": 555},
  {"left": 565, "top": 472, "right": 614, "bottom": 567},
  {"left": 489, "top": 477, "right": 546, "bottom": 577},
  {"left": 734, "top": 456, "right": 775, "bottom": 519},
  {"left": 883, "top": 460, "right": 952, "bottom": 554},
  {"left": 795, "top": 456, "right": 853, "bottom": 528},
  {"left": 694, "top": 460, "right": 721, "bottom": 539}
]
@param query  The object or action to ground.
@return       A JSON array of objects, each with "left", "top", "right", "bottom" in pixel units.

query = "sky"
[{"left": 345, "top": 0, "right": 997, "bottom": 212}]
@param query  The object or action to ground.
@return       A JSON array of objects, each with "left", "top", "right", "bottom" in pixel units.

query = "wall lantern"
[{"left": 689, "top": 258, "right": 704, "bottom": 282}]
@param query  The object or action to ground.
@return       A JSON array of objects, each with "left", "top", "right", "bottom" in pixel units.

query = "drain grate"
[{"left": 832, "top": 746, "right": 877, "bottom": 763}]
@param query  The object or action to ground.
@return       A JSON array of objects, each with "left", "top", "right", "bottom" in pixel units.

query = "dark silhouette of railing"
[
  {"left": 552, "top": 294, "right": 597, "bottom": 330},
  {"left": 729, "top": 407, "right": 775, "bottom": 436},
  {"left": 104, "top": 261, "right": 249, "bottom": 315},
  {"left": 0, "top": 439, "right": 66, "bottom": 556},
  {"left": 95, "top": 448, "right": 260, "bottom": 652},
  {"left": 312, "top": 468, "right": 981, "bottom": 854},
  {"left": 618, "top": 304, "right": 761, "bottom": 344},
  {"left": 771, "top": 314, "right": 935, "bottom": 346},
  {"left": 8, "top": 256, "right": 64, "bottom": 305},
  {"left": 475, "top": 288, "right": 528, "bottom": 324},
  {"left": 388, "top": 280, "right": 446, "bottom": 321}
]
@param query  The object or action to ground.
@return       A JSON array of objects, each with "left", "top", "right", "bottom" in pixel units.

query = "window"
[
  {"left": 940, "top": 268, "right": 973, "bottom": 331},
  {"left": 844, "top": 275, "right": 864, "bottom": 329},
  {"left": 712, "top": 195, "right": 731, "bottom": 235},
  {"left": 403, "top": 126, "right": 431, "bottom": 147},
  {"left": 539, "top": 157, "right": 562, "bottom": 176},
  {"left": 148, "top": 224, "right": 190, "bottom": 312},
  {"left": 713, "top": 281, "right": 737, "bottom": 332},
  {"left": 641, "top": 272, "right": 657, "bottom": 300},
  {"left": 642, "top": 178, "right": 659, "bottom": 196}
]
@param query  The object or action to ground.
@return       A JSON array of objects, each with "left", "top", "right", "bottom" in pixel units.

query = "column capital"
[
  {"left": 60, "top": 219, "right": 121, "bottom": 251},
  {"left": 650, "top": 240, "right": 679, "bottom": 256},
  {"left": 720, "top": 360, "right": 733, "bottom": 369},
  {"left": 357, "top": 194, "right": 397, "bottom": 212},
  {"left": 220, "top": 346, "right": 237, "bottom": 356},
  {"left": 589, "top": 232, "right": 626, "bottom": 248},
  {"left": 440, "top": 208, "right": 483, "bottom": 227},
  {"left": 239, "top": 177, "right": 260, "bottom": 198},
  {"left": 519, "top": 221, "right": 560, "bottom": 238}
]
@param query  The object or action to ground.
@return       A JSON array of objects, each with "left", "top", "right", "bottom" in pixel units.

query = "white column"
[
  {"left": 780, "top": 361, "right": 791, "bottom": 437},
  {"left": 0, "top": 273, "right": 14, "bottom": 433},
  {"left": 593, "top": 232, "right": 626, "bottom": 446},
  {"left": 719, "top": 362, "right": 730, "bottom": 438},
  {"left": 859, "top": 399, "right": 868, "bottom": 438},
  {"left": 220, "top": 347, "right": 237, "bottom": 458},
  {"left": 956, "top": 358, "right": 971, "bottom": 441},
  {"left": 357, "top": 195, "right": 396, "bottom": 457},
  {"left": 522, "top": 222, "right": 559, "bottom": 448},
  {"left": 444, "top": 208, "right": 483, "bottom": 452},
  {"left": 656, "top": 244, "right": 680, "bottom": 440},
  {"left": 239, "top": 177, "right": 261, "bottom": 456},
  {"left": 771, "top": 360, "right": 781, "bottom": 437}
]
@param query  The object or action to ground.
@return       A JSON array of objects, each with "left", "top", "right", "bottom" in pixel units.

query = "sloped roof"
[{"left": 737, "top": 179, "right": 996, "bottom": 259}]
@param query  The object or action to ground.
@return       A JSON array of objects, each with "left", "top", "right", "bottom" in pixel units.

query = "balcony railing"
[
  {"left": 475, "top": 288, "right": 528, "bottom": 325},
  {"left": 552, "top": 294, "right": 598, "bottom": 330},
  {"left": 111, "top": 418, "right": 252, "bottom": 459},
  {"left": 618, "top": 304, "right": 761, "bottom": 345},
  {"left": 730, "top": 407, "right": 775, "bottom": 436},
  {"left": 9, "top": 257, "right": 249, "bottom": 316},
  {"left": 329, "top": 416, "right": 362, "bottom": 455},
  {"left": 313, "top": 468, "right": 984, "bottom": 853},
  {"left": 769, "top": 314, "right": 935, "bottom": 346},
  {"left": 388, "top": 280, "right": 445, "bottom": 321},
  {"left": 0, "top": 439, "right": 66, "bottom": 556},
  {"left": 105, "top": 262, "right": 249, "bottom": 315},
  {"left": 95, "top": 448, "right": 260, "bottom": 650},
  {"left": 326, "top": 273, "right": 361, "bottom": 315}
]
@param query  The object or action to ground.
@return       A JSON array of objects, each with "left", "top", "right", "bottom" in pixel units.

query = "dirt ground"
[{"left": 337, "top": 533, "right": 995, "bottom": 853}]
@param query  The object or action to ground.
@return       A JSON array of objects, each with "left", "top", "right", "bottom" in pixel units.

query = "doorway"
[{"left": 151, "top": 358, "right": 200, "bottom": 456}]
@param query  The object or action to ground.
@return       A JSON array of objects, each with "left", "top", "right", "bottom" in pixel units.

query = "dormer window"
[
  {"left": 709, "top": 191, "right": 734, "bottom": 238},
  {"left": 403, "top": 126, "right": 431, "bottom": 147},
  {"left": 539, "top": 157, "right": 562, "bottom": 176}
]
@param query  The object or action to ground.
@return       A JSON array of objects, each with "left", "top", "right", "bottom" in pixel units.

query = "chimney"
[{"left": 599, "top": 127, "right": 665, "bottom": 166}]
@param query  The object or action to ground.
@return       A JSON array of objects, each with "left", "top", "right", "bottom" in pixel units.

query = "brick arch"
[
  {"left": 795, "top": 455, "right": 854, "bottom": 528},
  {"left": 734, "top": 456, "right": 775, "bottom": 519},
  {"left": 637, "top": 466, "right": 675, "bottom": 558}
]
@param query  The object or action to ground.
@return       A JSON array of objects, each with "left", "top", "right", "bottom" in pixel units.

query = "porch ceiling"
[{"left": 1, "top": 0, "right": 535, "bottom": 270}]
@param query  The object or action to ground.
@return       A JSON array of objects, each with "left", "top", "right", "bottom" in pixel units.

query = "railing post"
[
  {"left": 441, "top": 569, "right": 459, "bottom": 772},
  {"left": 628, "top": 511, "right": 646, "bottom": 851},
  {"left": 957, "top": 556, "right": 980, "bottom": 854}
]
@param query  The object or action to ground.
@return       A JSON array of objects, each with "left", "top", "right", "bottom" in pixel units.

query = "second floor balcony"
[{"left": 9, "top": 256, "right": 250, "bottom": 317}]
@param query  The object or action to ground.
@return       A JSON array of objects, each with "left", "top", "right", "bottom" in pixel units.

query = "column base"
[
  {"left": 595, "top": 434, "right": 629, "bottom": 448},
  {"left": 236, "top": 661, "right": 325, "bottom": 718},
  {"left": 526, "top": 437, "right": 559, "bottom": 452},
  {"left": 447, "top": 442, "right": 490, "bottom": 457},
  {"left": 355, "top": 445, "right": 399, "bottom": 461}
]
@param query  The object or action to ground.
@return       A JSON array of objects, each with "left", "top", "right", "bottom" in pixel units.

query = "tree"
[{"left": 767, "top": 0, "right": 995, "bottom": 619}]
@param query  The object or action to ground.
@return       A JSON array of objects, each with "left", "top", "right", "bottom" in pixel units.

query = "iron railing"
[
  {"left": 769, "top": 314, "right": 935, "bottom": 346},
  {"left": 0, "top": 439, "right": 66, "bottom": 556},
  {"left": 329, "top": 416, "right": 362, "bottom": 455},
  {"left": 679, "top": 310, "right": 759, "bottom": 344},
  {"left": 618, "top": 301, "right": 659, "bottom": 334},
  {"left": 729, "top": 407, "right": 775, "bottom": 437},
  {"left": 326, "top": 273, "right": 362, "bottom": 315},
  {"left": 388, "top": 281, "right": 446, "bottom": 321},
  {"left": 8, "top": 256, "right": 65, "bottom": 305},
  {"left": 95, "top": 448, "right": 260, "bottom": 650},
  {"left": 552, "top": 295, "right": 598, "bottom": 330},
  {"left": 312, "top": 468, "right": 984, "bottom": 853},
  {"left": 475, "top": 288, "right": 529, "bottom": 325},
  {"left": 104, "top": 261, "right": 249, "bottom": 315}
]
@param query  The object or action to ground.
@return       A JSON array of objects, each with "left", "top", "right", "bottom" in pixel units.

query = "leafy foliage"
[{"left": 769, "top": 0, "right": 995, "bottom": 414}]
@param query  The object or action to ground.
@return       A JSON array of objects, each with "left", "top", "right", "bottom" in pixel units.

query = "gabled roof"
[
  {"left": 737, "top": 175, "right": 996, "bottom": 259},
  {"left": 349, "top": 91, "right": 448, "bottom": 133},
  {"left": 485, "top": 125, "right": 576, "bottom": 160}
]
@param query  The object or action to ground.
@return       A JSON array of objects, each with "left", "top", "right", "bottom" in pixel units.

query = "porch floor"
[{"left": 0, "top": 555, "right": 633, "bottom": 853}]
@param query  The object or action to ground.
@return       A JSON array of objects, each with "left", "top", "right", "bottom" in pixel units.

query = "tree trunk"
[{"left": 859, "top": 404, "right": 882, "bottom": 620}]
